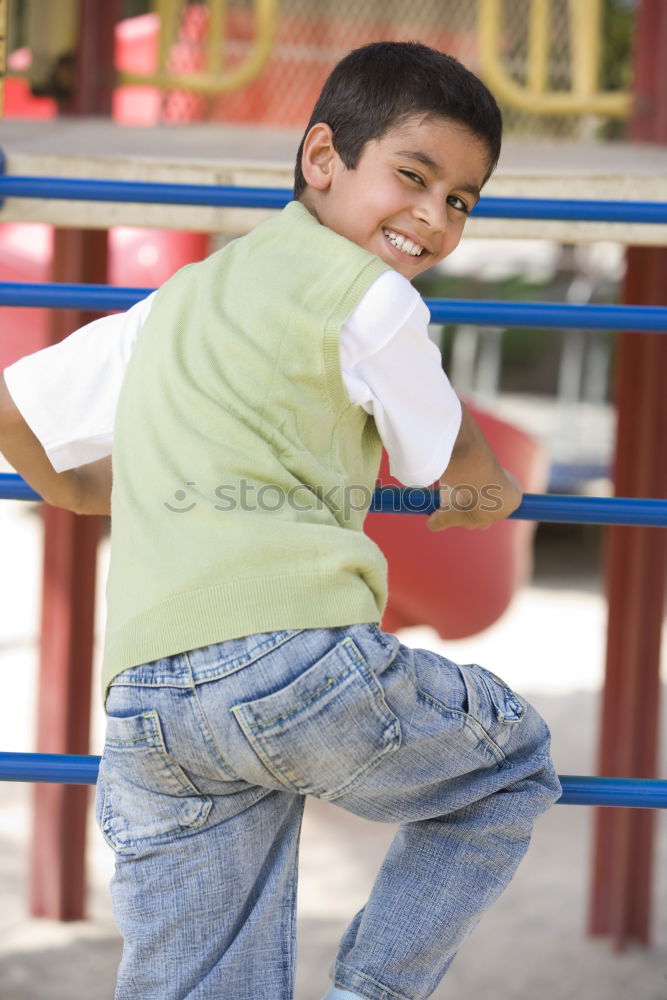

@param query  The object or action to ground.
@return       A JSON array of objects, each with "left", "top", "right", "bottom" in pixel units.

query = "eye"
[
  {"left": 398, "top": 168, "right": 425, "bottom": 186},
  {"left": 447, "top": 194, "right": 470, "bottom": 214}
]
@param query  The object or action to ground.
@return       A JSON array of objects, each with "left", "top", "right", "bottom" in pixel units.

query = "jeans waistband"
[{"left": 108, "top": 623, "right": 397, "bottom": 690}]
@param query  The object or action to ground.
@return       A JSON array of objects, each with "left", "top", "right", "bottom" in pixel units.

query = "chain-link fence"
[
  {"left": 148, "top": 0, "right": 634, "bottom": 140},
  {"left": 4, "top": 0, "right": 635, "bottom": 138}
]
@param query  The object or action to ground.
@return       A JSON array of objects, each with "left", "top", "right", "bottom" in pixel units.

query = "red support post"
[
  {"left": 29, "top": 227, "right": 109, "bottom": 919},
  {"left": 28, "top": 0, "right": 119, "bottom": 920},
  {"left": 588, "top": 0, "right": 667, "bottom": 949},
  {"left": 30, "top": 490, "right": 101, "bottom": 917}
]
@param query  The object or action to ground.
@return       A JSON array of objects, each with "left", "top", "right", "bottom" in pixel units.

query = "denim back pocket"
[
  {"left": 464, "top": 664, "right": 526, "bottom": 724},
  {"left": 96, "top": 710, "right": 212, "bottom": 857},
  {"left": 230, "top": 637, "right": 401, "bottom": 800},
  {"left": 457, "top": 663, "right": 528, "bottom": 763}
]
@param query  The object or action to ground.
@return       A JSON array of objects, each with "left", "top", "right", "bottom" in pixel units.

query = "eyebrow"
[{"left": 396, "top": 150, "right": 481, "bottom": 201}]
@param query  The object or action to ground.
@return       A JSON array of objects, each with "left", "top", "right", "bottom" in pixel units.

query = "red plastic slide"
[{"left": 365, "top": 404, "right": 547, "bottom": 638}]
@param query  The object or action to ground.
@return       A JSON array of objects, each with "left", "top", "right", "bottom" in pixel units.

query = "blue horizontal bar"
[
  {"left": 0, "top": 474, "right": 41, "bottom": 501},
  {"left": 0, "top": 751, "right": 664, "bottom": 807},
  {"left": 0, "top": 752, "right": 100, "bottom": 784},
  {"left": 370, "top": 489, "right": 667, "bottom": 526},
  {"left": 473, "top": 197, "right": 667, "bottom": 224},
  {"left": 0, "top": 282, "right": 154, "bottom": 311},
  {"left": 0, "top": 177, "right": 291, "bottom": 210},
  {"left": 1, "top": 281, "right": 666, "bottom": 332},
  {"left": 1, "top": 176, "right": 667, "bottom": 224},
  {"left": 510, "top": 493, "right": 667, "bottom": 527},
  {"left": 557, "top": 775, "right": 667, "bottom": 809},
  {"left": 425, "top": 299, "right": 667, "bottom": 333},
  {"left": 2, "top": 474, "right": 666, "bottom": 526}
]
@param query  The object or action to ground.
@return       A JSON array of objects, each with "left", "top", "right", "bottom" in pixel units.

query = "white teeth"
[{"left": 384, "top": 229, "right": 424, "bottom": 257}]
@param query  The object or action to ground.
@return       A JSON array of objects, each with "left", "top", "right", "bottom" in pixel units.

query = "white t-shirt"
[{"left": 5, "top": 269, "right": 461, "bottom": 487}]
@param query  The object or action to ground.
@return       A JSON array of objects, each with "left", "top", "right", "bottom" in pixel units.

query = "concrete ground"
[{"left": 0, "top": 499, "right": 666, "bottom": 999}]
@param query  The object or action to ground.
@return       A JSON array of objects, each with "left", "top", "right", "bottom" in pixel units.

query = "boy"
[{"left": 0, "top": 42, "right": 560, "bottom": 1000}]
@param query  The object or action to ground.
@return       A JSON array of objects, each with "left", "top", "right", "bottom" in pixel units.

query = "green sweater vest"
[{"left": 102, "top": 201, "right": 391, "bottom": 695}]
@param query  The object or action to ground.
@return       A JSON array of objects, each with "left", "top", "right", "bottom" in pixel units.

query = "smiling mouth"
[{"left": 383, "top": 228, "right": 425, "bottom": 258}]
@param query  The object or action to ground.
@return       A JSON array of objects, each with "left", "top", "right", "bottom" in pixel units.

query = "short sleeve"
[
  {"left": 340, "top": 271, "right": 461, "bottom": 487},
  {"left": 3, "top": 293, "right": 155, "bottom": 472}
]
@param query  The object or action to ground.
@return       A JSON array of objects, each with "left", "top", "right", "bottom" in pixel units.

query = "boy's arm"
[
  {"left": 0, "top": 372, "right": 111, "bottom": 515},
  {"left": 427, "top": 401, "right": 522, "bottom": 532}
]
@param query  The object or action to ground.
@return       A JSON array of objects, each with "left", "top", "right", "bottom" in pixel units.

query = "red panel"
[{"left": 365, "top": 404, "right": 548, "bottom": 639}]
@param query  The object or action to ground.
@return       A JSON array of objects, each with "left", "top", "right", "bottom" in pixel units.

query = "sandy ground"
[{"left": 0, "top": 499, "right": 666, "bottom": 999}]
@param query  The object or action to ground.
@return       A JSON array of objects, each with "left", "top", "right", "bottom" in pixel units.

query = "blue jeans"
[{"left": 95, "top": 624, "right": 560, "bottom": 1000}]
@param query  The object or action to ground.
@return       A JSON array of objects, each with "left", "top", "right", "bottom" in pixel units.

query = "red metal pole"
[
  {"left": 588, "top": 0, "right": 667, "bottom": 949},
  {"left": 30, "top": 474, "right": 101, "bottom": 918},
  {"left": 28, "top": 0, "right": 119, "bottom": 921}
]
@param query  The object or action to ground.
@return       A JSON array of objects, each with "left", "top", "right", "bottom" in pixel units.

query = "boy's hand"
[
  {"left": 426, "top": 401, "right": 523, "bottom": 533},
  {"left": 427, "top": 467, "right": 522, "bottom": 532}
]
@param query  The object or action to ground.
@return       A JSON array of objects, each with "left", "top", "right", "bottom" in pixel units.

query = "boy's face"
[{"left": 300, "top": 114, "right": 490, "bottom": 280}]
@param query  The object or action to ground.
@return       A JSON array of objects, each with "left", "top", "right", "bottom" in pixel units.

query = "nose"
[{"left": 413, "top": 191, "right": 447, "bottom": 234}]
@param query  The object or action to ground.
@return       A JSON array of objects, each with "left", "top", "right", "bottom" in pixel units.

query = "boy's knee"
[
  {"left": 510, "top": 701, "right": 561, "bottom": 806},
  {"left": 523, "top": 699, "right": 555, "bottom": 762}
]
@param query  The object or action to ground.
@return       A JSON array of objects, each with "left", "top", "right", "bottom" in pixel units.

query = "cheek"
[
  {"left": 447, "top": 232, "right": 462, "bottom": 252},
  {"left": 446, "top": 222, "right": 467, "bottom": 253}
]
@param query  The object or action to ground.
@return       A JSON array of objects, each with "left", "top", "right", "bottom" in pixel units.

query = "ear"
[{"left": 300, "top": 122, "right": 337, "bottom": 192}]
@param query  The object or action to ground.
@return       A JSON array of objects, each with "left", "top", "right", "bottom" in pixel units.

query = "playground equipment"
[
  {"left": 1, "top": 177, "right": 666, "bottom": 754},
  {"left": 478, "top": 0, "right": 631, "bottom": 118},
  {"left": 3, "top": 1, "right": 635, "bottom": 131},
  {"left": 0, "top": 0, "right": 666, "bottom": 957},
  {"left": 0, "top": 99, "right": 666, "bottom": 941},
  {"left": 117, "top": 0, "right": 278, "bottom": 96}
]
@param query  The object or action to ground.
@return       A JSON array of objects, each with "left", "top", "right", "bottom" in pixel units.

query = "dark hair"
[{"left": 293, "top": 41, "right": 502, "bottom": 198}]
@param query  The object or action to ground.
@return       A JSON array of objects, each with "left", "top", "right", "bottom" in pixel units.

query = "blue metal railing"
[
  {"left": 1, "top": 179, "right": 666, "bottom": 810},
  {"left": 2, "top": 474, "right": 667, "bottom": 527},
  {"left": 0, "top": 751, "right": 664, "bottom": 808},
  {"left": 1, "top": 281, "right": 666, "bottom": 333},
  {"left": 1, "top": 176, "right": 667, "bottom": 224}
]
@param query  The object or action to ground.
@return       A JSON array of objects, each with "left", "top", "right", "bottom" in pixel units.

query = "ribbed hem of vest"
[{"left": 102, "top": 572, "right": 383, "bottom": 701}]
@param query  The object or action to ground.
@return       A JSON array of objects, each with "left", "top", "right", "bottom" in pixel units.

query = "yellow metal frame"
[
  {"left": 119, "top": 0, "right": 277, "bottom": 95},
  {"left": 478, "top": 0, "right": 631, "bottom": 117}
]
